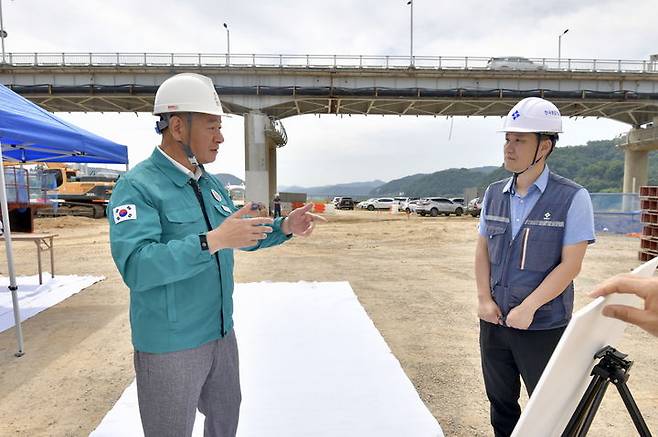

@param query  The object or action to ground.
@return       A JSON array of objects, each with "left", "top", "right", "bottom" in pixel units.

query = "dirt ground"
[{"left": 0, "top": 210, "right": 656, "bottom": 436}]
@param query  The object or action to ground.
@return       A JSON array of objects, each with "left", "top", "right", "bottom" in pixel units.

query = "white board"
[{"left": 512, "top": 258, "right": 658, "bottom": 437}]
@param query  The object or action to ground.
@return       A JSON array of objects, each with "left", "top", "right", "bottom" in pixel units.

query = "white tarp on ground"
[
  {"left": 91, "top": 281, "right": 443, "bottom": 437},
  {"left": 0, "top": 274, "right": 104, "bottom": 333}
]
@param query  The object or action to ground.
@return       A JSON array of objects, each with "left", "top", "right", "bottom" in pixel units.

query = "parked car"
[
  {"left": 450, "top": 197, "right": 465, "bottom": 206},
  {"left": 486, "top": 56, "right": 545, "bottom": 71},
  {"left": 363, "top": 197, "right": 394, "bottom": 211},
  {"left": 395, "top": 196, "right": 418, "bottom": 204},
  {"left": 416, "top": 197, "right": 464, "bottom": 217},
  {"left": 400, "top": 199, "right": 421, "bottom": 213},
  {"left": 393, "top": 196, "right": 418, "bottom": 206},
  {"left": 336, "top": 197, "right": 355, "bottom": 210},
  {"left": 357, "top": 199, "right": 373, "bottom": 209},
  {"left": 467, "top": 197, "right": 482, "bottom": 217},
  {"left": 414, "top": 197, "right": 442, "bottom": 216}
]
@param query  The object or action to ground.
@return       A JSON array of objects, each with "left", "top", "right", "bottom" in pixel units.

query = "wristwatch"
[{"left": 199, "top": 233, "right": 209, "bottom": 251}]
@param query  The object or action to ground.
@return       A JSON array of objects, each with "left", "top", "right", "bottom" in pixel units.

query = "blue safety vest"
[{"left": 483, "top": 172, "right": 582, "bottom": 330}]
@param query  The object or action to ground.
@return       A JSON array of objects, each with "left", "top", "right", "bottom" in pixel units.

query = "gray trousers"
[{"left": 134, "top": 330, "right": 241, "bottom": 437}]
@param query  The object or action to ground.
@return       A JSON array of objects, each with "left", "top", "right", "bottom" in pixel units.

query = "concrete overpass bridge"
[{"left": 2, "top": 52, "right": 658, "bottom": 205}]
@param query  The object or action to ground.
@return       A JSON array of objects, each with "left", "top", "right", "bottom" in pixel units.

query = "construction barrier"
[
  {"left": 313, "top": 203, "right": 326, "bottom": 213},
  {"left": 590, "top": 193, "right": 641, "bottom": 235}
]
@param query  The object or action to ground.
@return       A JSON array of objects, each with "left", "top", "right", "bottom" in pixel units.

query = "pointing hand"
[{"left": 281, "top": 203, "right": 327, "bottom": 237}]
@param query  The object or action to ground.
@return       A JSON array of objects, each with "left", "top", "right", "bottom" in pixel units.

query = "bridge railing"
[{"left": 3, "top": 53, "right": 658, "bottom": 73}]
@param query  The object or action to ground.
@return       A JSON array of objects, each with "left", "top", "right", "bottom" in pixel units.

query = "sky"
[{"left": 3, "top": 0, "right": 656, "bottom": 186}]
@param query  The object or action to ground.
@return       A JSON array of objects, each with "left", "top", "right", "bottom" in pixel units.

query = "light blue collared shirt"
[{"left": 478, "top": 165, "right": 596, "bottom": 245}]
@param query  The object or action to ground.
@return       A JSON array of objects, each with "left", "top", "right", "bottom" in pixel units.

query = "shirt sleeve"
[
  {"left": 478, "top": 188, "right": 490, "bottom": 237},
  {"left": 563, "top": 188, "right": 596, "bottom": 246},
  {"left": 108, "top": 177, "right": 213, "bottom": 292}
]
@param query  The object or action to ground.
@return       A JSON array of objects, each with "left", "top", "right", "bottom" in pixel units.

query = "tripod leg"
[
  {"left": 576, "top": 381, "right": 609, "bottom": 437},
  {"left": 616, "top": 382, "right": 652, "bottom": 437},
  {"left": 562, "top": 376, "right": 605, "bottom": 437}
]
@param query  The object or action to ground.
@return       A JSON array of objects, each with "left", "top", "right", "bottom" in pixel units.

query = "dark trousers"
[{"left": 479, "top": 320, "right": 565, "bottom": 437}]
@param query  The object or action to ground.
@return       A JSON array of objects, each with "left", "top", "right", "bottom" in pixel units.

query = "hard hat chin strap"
[
  {"left": 178, "top": 113, "right": 199, "bottom": 167},
  {"left": 510, "top": 134, "right": 545, "bottom": 196},
  {"left": 155, "top": 112, "right": 200, "bottom": 168}
]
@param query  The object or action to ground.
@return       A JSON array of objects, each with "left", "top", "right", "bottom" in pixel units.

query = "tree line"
[{"left": 371, "top": 139, "right": 658, "bottom": 197}]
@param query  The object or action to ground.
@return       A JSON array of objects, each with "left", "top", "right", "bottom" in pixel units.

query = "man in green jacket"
[{"left": 108, "top": 73, "right": 323, "bottom": 437}]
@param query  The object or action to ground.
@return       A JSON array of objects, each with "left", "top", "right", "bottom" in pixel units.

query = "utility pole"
[
  {"left": 407, "top": 0, "right": 414, "bottom": 67},
  {"left": 0, "top": 0, "right": 7, "bottom": 64},
  {"left": 558, "top": 28, "right": 569, "bottom": 69},
  {"left": 223, "top": 22, "right": 230, "bottom": 65}
]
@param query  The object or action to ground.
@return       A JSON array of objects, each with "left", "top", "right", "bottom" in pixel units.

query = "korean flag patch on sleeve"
[{"left": 113, "top": 204, "right": 137, "bottom": 224}]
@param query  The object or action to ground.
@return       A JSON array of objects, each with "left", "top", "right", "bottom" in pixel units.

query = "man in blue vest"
[
  {"left": 474, "top": 97, "right": 595, "bottom": 437},
  {"left": 108, "top": 73, "right": 324, "bottom": 437}
]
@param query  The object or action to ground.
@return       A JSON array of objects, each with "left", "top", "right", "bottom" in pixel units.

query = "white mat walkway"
[
  {"left": 92, "top": 281, "right": 443, "bottom": 437},
  {"left": 0, "top": 274, "right": 104, "bottom": 333}
]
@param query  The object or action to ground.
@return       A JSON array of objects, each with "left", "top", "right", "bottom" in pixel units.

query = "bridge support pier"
[
  {"left": 244, "top": 111, "right": 277, "bottom": 213},
  {"left": 622, "top": 148, "right": 648, "bottom": 194},
  {"left": 620, "top": 117, "right": 658, "bottom": 210}
]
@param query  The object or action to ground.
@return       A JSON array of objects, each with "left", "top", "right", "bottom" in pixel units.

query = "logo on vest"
[{"left": 544, "top": 212, "right": 552, "bottom": 220}]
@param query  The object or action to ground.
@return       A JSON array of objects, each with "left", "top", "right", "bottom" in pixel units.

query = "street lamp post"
[
  {"left": 0, "top": 0, "right": 6, "bottom": 64},
  {"left": 222, "top": 22, "right": 230, "bottom": 65},
  {"left": 558, "top": 28, "right": 569, "bottom": 69},
  {"left": 406, "top": 0, "right": 414, "bottom": 67}
]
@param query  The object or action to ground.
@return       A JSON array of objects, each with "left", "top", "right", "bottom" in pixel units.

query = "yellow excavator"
[
  {"left": 39, "top": 163, "right": 116, "bottom": 218},
  {"left": 1, "top": 162, "right": 116, "bottom": 232}
]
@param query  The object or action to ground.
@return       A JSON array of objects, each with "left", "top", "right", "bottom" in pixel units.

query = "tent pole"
[{"left": 0, "top": 142, "right": 24, "bottom": 357}]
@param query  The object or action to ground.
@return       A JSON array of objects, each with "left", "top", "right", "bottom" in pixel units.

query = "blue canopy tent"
[
  {"left": 0, "top": 83, "right": 128, "bottom": 356},
  {"left": 0, "top": 84, "right": 128, "bottom": 163}
]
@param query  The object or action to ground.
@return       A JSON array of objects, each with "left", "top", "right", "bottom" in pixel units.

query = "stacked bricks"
[{"left": 640, "top": 186, "right": 658, "bottom": 261}]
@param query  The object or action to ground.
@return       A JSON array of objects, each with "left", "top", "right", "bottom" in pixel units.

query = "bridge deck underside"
[
  {"left": 4, "top": 62, "right": 658, "bottom": 125},
  {"left": 21, "top": 90, "right": 658, "bottom": 126},
  {"left": 274, "top": 98, "right": 658, "bottom": 125}
]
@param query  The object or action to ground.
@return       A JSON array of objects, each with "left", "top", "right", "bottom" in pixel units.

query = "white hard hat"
[
  {"left": 499, "top": 97, "right": 562, "bottom": 134},
  {"left": 153, "top": 73, "right": 226, "bottom": 117}
]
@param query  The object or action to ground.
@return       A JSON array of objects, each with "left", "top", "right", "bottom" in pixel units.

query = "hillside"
[
  {"left": 279, "top": 180, "right": 385, "bottom": 197},
  {"left": 373, "top": 139, "right": 658, "bottom": 197},
  {"left": 215, "top": 139, "right": 658, "bottom": 198},
  {"left": 214, "top": 173, "right": 244, "bottom": 186}
]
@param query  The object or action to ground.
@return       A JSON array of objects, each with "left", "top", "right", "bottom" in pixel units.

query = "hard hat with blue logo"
[
  {"left": 499, "top": 97, "right": 563, "bottom": 134},
  {"left": 499, "top": 97, "right": 563, "bottom": 192}
]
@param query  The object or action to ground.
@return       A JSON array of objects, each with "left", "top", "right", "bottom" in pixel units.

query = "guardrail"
[{"left": 2, "top": 53, "right": 658, "bottom": 73}]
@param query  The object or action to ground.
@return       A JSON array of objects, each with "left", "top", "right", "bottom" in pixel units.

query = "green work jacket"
[{"left": 108, "top": 148, "right": 290, "bottom": 353}]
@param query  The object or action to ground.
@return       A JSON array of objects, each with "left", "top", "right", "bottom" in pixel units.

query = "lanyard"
[{"left": 189, "top": 179, "right": 213, "bottom": 231}]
